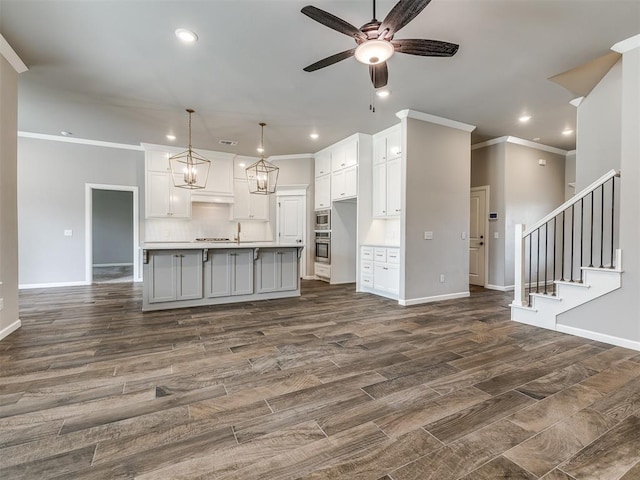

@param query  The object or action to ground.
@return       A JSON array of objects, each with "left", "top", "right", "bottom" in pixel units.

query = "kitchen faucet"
[{"left": 234, "top": 222, "right": 241, "bottom": 244}]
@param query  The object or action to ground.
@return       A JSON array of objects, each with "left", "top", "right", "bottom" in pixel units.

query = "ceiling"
[{"left": 1, "top": 0, "right": 638, "bottom": 156}]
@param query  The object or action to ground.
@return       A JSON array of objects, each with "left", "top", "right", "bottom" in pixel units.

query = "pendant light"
[
  {"left": 246, "top": 122, "right": 279, "bottom": 195},
  {"left": 169, "top": 109, "right": 211, "bottom": 189}
]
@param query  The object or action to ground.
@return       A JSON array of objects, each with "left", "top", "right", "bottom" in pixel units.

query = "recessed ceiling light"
[
  {"left": 60, "top": 131, "right": 72, "bottom": 136},
  {"left": 376, "top": 89, "right": 391, "bottom": 98},
  {"left": 519, "top": 115, "right": 531, "bottom": 123},
  {"left": 533, "top": 137, "right": 541, "bottom": 141},
  {"left": 166, "top": 134, "right": 176, "bottom": 141},
  {"left": 562, "top": 129, "right": 574, "bottom": 136},
  {"left": 257, "top": 147, "right": 265, "bottom": 153},
  {"left": 309, "top": 133, "right": 319, "bottom": 140},
  {"left": 175, "top": 28, "right": 198, "bottom": 43}
]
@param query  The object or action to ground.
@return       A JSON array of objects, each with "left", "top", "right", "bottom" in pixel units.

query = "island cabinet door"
[
  {"left": 256, "top": 249, "right": 279, "bottom": 293},
  {"left": 148, "top": 251, "right": 177, "bottom": 303},
  {"left": 279, "top": 250, "right": 298, "bottom": 291},
  {"left": 175, "top": 250, "right": 203, "bottom": 301},
  {"left": 256, "top": 249, "right": 298, "bottom": 293},
  {"left": 231, "top": 250, "right": 254, "bottom": 296},
  {"left": 205, "top": 251, "right": 232, "bottom": 298}
]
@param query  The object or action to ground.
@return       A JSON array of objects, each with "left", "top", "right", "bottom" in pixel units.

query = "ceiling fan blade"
[
  {"left": 392, "top": 39, "right": 459, "bottom": 57},
  {"left": 303, "top": 48, "right": 356, "bottom": 72},
  {"left": 369, "top": 62, "right": 389, "bottom": 88},
  {"left": 301, "top": 6, "right": 366, "bottom": 41},
  {"left": 379, "top": 0, "right": 432, "bottom": 38}
]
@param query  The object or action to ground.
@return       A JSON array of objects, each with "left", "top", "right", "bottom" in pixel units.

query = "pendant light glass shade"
[
  {"left": 169, "top": 109, "right": 211, "bottom": 190},
  {"left": 246, "top": 123, "right": 279, "bottom": 195}
]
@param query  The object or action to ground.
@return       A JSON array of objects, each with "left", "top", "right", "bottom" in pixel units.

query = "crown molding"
[
  {"left": 19, "top": 132, "right": 143, "bottom": 151},
  {"left": 268, "top": 153, "right": 314, "bottom": 162},
  {"left": 395, "top": 109, "right": 476, "bottom": 132},
  {"left": 471, "top": 136, "right": 568, "bottom": 155},
  {"left": 0, "top": 34, "right": 28, "bottom": 73},
  {"left": 612, "top": 34, "right": 640, "bottom": 53}
]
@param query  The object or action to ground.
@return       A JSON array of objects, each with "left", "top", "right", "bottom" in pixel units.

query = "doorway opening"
[{"left": 85, "top": 184, "right": 140, "bottom": 284}]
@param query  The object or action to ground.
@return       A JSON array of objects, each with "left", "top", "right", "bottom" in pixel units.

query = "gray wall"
[
  {"left": 18, "top": 137, "right": 144, "bottom": 285},
  {"left": 0, "top": 53, "right": 20, "bottom": 337},
  {"left": 92, "top": 189, "right": 134, "bottom": 265},
  {"left": 565, "top": 151, "right": 576, "bottom": 200},
  {"left": 559, "top": 49, "right": 639, "bottom": 343},
  {"left": 471, "top": 143, "right": 506, "bottom": 287},
  {"left": 271, "top": 156, "right": 314, "bottom": 277},
  {"left": 575, "top": 60, "right": 622, "bottom": 190},
  {"left": 471, "top": 141, "right": 565, "bottom": 288},
  {"left": 504, "top": 143, "right": 566, "bottom": 286},
  {"left": 402, "top": 117, "right": 471, "bottom": 301}
]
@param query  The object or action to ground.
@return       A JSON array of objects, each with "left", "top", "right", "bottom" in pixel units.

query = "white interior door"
[
  {"left": 469, "top": 187, "right": 487, "bottom": 286},
  {"left": 277, "top": 194, "right": 306, "bottom": 277}
]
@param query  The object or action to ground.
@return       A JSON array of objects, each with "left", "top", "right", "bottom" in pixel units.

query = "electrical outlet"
[
  {"left": 461, "top": 232, "right": 466, "bottom": 240},
  {"left": 439, "top": 274, "right": 445, "bottom": 283},
  {"left": 0, "top": 298, "right": 4, "bottom": 311},
  {"left": 494, "top": 231, "right": 499, "bottom": 239},
  {"left": 64, "top": 229, "right": 73, "bottom": 236}
]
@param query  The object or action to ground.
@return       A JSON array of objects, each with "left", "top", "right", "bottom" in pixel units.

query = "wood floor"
[{"left": 2, "top": 281, "right": 640, "bottom": 479}]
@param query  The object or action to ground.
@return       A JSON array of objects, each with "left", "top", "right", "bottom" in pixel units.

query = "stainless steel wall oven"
[{"left": 314, "top": 231, "right": 331, "bottom": 264}]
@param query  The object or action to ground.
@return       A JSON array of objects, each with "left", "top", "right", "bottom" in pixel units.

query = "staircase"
[{"left": 510, "top": 169, "right": 622, "bottom": 333}]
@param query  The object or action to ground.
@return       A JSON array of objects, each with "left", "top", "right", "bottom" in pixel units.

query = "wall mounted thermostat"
[{"left": 489, "top": 212, "right": 498, "bottom": 221}]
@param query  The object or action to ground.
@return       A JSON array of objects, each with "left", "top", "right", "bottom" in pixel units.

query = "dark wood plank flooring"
[{"left": 1, "top": 281, "right": 639, "bottom": 479}]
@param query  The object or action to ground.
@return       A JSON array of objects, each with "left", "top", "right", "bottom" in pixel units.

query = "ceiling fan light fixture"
[
  {"left": 375, "top": 88, "right": 391, "bottom": 98},
  {"left": 175, "top": 28, "right": 198, "bottom": 43},
  {"left": 354, "top": 39, "right": 394, "bottom": 65}
]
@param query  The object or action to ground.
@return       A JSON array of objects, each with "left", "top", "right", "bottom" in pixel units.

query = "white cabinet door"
[
  {"left": 256, "top": 249, "right": 298, "bottom": 293},
  {"left": 331, "top": 145, "right": 347, "bottom": 171},
  {"left": 372, "top": 163, "right": 387, "bottom": 217},
  {"left": 147, "top": 171, "right": 172, "bottom": 218},
  {"left": 233, "top": 179, "right": 268, "bottom": 220},
  {"left": 169, "top": 175, "right": 191, "bottom": 218},
  {"left": 386, "top": 158, "right": 402, "bottom": 216},
  {"left": 387, "top": 127, "right": 402, "bottom": 159},
  {"left": 331, "top": 169, "right": 345, "bottom": 201},
  {"left": 256, "top": 249, "right": 278, "bottom": 293},
  {"left": 201, "top": 157, "right": 233, "bottom": 195},
  {"left": 386, "top": 263, "right": 400, "bottom": 295},
  {"left": 315, "top": 152, "right": 331, "bottom": 178},
  {"left": 373, "top": 136, "right": 387, "bottom": 165},
  {"left": 147, "top": 150, "right": 172, "bottom": 172},
  {"left": 315, "top": 174, "right": 331, "bottom": 209},
  {"left": 343, "top": 140, "right": 358, "bottom": 168},
  {"left": 344, "top": 165, "right": 357, "bottom": 198},
  {"left": 148, "top": 251, "right": 177, "bottom": 303},
  {"left": 279, "top": 250, "right": 298, "bottom": 291}
]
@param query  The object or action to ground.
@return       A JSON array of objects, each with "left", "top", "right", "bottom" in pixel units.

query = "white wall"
[
  {"left": 401, "top": 117, "right": 471, "bottom": 303},
  {"left": 0, "top": 53, "right": 20, "bottom": 339},
  {"left": 565, "top": 151, "right": 576, "bottom": 200},
  {"left": 559, "top": 46, "right": 640, "bottom": 343},
  {"left": 18, "top": 137, "right": 144, "bottom": 286},
  {"left": 92, "top": 189, "right": 134, "bottom": 265}
]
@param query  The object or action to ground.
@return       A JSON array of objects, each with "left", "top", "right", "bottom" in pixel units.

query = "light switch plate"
[
  {"left": 494, "top": 232, "right": 499, "bottom": 239},
  {"left": 424, "top": 231, "right": 433, "bottom": 240},
  {"left": 461, "top": 232, "right": 466, "bottom": 240}
]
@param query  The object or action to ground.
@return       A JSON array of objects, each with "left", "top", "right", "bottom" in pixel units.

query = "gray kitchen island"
[{"left": 141, "top": 242, "right": 304, "bottom": 311}]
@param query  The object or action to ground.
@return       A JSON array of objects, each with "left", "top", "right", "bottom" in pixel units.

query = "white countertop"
[{"left": 142, "top": 241, "right": 304, "bottom": 250}]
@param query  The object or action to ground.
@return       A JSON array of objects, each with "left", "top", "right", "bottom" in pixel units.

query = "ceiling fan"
[{"left": 301, "top": 0, "right": 458, "bottom": 88}]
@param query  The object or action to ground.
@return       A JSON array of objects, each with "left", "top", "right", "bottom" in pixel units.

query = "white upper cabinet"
[
  {"left": 315, "top": 152, "right": 331, "bottom": 178},
  {"left": 145, "top": 148, "right": 191, "bottom": 218},
  {"left": 373, "top": 125, "right": 402, "bottom": 164},
  {"left": 332, "top": 165, "right": 357, "bottom": 201},
  {"left": 315, "top": 173, "right": 331, "bottom": 210},
  {"left": 331, "top": 140, "right": 358, "bottom": 171},
  {"left": 232, "top": 178, "right": 268, "bottom": 220},
  {"left": 372, "top": 125, "right": 402, "bottom": 218}
]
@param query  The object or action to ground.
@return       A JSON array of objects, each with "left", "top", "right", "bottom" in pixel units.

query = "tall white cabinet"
[{"left": 372, "top": 126, "right": 402, "bottom": 218}]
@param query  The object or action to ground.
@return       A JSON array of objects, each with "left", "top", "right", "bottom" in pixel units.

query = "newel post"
[{"left": 513, "top": 224, "right": 527, "bottom": 306}]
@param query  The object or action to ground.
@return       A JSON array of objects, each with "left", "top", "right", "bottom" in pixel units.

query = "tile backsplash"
[{"left": 144, "top": 203, "right": 272, "bottom": 242}]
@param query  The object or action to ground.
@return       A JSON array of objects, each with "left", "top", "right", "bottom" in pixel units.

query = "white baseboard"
[
  {"left": 93, "top": 263, "right": 134, "bottom": 267},
  {"left": 486, "top": 284, "right": 515, "bottom": 292},
  {"left": 399, "top": 291, "right": 470, "bottom": 306},
  {"left": 556, "top": 324, "right": 640, "bottom": 352},
  {"left": 0, "top": 319, "right": 21, "bottom": 341},
  {"left": 19, "top": 281, "right": 90, "bottom": 290},
  {"left": 302, "top": 275, "right": 316, "bottom": 280}
]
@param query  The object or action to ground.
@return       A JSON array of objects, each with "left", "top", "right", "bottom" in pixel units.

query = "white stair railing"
[{"left": 513, "top": 169, "right": 620, "bottom": 308}]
